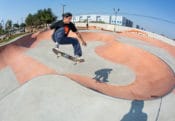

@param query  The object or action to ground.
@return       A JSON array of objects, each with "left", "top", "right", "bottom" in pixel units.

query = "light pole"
[
  {"left": 113, "top": 8, "right": 120, "bottom": 32},
  {"left": 62, "top": 4, "right": 66, "bottom": 14},
  {"left": 86, "top": 17, "right": 89, "bottom": 29}
]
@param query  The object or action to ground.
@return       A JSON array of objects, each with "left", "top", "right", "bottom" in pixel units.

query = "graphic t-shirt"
[{"left": 50, "top": 20, "right": 77, "bottom": 36}]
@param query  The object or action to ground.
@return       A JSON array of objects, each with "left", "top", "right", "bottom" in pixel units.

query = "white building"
[
  {"left": 73, "top": 14, "right": 133, "bottom": 27},
  {"left": 73, "top": 14, "right": 110, "bottom": 23}
]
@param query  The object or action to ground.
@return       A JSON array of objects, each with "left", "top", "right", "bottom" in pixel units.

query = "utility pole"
[
  {"left": 113, "top": 8, "right": 120, "bottom": 32},
  {"left": 62, "top": 4, "right": 66, "bottom": 14}
]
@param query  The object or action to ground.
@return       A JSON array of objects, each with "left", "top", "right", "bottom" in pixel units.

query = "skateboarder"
[{"left": 50, "top": 12, "right": 87, "bottom": 59}]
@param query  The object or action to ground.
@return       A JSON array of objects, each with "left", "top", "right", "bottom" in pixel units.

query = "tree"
[
  {"left": 5, "top": 20, "right": 12, "bottom": 31},
  {"left": 36, "top": 8, "right": 57, "bottom": 26},
  {"left": 0, "top": 22, "right": 2, "bottom": 28},
  {"left": 32, "top": 14, "right": 39, "bottom": 27},
  {"left": 20, "top": 23, "right": 26, "bottom": 28},
  {"left": 25, "top": 8, "right": 57, "bottom": 28},
  {"left": 37, "top": 9, "right": 44, "bottom": 25},
  {"left": 136, "top": 25, "right": 140, "bottom": 29},
  {"left": 13, "top": 23, "right": 20, "bottom": 28},
  {"left": 0, "top": 23, "right": 4, "bottom": 35},
  {"left": 0, "top": 23, "right": 3, "bottom": 30},
  {"left": 44, "top": 8, "right": 57, "bottom": 24},
  {"left": 25, "top": 14, "right": 34, "bottom": 27}
]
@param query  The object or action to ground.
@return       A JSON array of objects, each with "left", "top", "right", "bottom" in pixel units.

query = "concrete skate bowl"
[
  {"left": 65, "top": 31, "right": 175, "bottom": 100},
  {"left": 0, "top": 31, "right": 56, "bottom": 84},
  {"left": 0, "top": 30, "right": 175, "bottom": 100}
]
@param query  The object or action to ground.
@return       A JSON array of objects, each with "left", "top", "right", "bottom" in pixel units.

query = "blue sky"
[{"left": 0, "top": 0, "right": 175, "bottom": 39}]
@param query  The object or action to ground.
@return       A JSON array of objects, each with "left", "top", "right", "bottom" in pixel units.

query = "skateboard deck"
[{"left": 52, "top": 48, "right": 85, "bottom": 63}]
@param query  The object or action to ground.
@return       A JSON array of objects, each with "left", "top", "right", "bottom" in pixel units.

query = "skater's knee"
[
  {"left": 72, "top": 38, "right": 79, "bottom": 45},
  {"left": 73, "top": 37, "right": 78, "bottom": 42}
]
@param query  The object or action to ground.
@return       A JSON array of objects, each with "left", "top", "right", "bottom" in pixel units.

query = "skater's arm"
[
  {"left": 76, "top": 32, "right": 87, "bottom": 46},
  {"left": 71, "top": 23, "right": 87, "bottom": 46},
  {"left": 39, "top": 27, "right": 50, "bottom": 33}
]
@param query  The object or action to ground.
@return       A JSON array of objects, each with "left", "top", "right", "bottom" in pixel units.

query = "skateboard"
[{"left": 52, "top": 48, "right": 85, "bottom": 64}]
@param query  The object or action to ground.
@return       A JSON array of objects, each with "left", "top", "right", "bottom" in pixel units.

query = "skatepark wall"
[
  {"left": 75, "top": 22, "right": 175, "bottom": 46},
  {"left": 75, "top": 22, "right": 133, "bottom": 32},
  {"left": 144, "top": 31, "right": 175, "bottom": 46}
]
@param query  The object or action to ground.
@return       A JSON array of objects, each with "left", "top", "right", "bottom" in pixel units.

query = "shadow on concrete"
[
  {"left": 13, "top": 34, "right": 36, "bottom": 48},
  {"left": 93, "top": 68, "right": 112, "bottom": 83},
  {"left": 121, "top": 100, "right": 147, "bottom": 121}
]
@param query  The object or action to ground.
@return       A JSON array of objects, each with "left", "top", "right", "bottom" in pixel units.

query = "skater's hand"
[
  {"left": 76, "top": 32, "right": 87, "bottom": 46},
  {"left": 82, "top": 41, "right": 87, "bottom": 46},
  {"left": 31, "top": 31, "right": 40, "bottom": 38}
]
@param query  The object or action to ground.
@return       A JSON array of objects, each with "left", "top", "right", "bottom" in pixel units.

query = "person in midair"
[{"left": 50, "top": 12, "right": 87, "bottom": 59}]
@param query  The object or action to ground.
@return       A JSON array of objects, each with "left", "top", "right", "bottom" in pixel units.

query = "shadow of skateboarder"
[
  {"left": 120, "top": 100, "right": 147, "bottom": 121},
  {"left": 93, "top": 68, "right": 112, "bottom": 83}
]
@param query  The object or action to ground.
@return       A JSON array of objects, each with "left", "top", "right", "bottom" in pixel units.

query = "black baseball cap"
[{"left": 62, "top": 12, "right": 72, "bottom": 18}]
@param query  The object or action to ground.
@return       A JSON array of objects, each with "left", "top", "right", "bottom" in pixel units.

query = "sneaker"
[
  {"left": 53, "top": 47, "right": 61, "bottom": 57},
  {"left": 74, "top": 56, "right": 85, "bottom": 65},
  {"left": 55, "top": 42, "right": 59, "bottom": 48},
  {"left": 54, "top": 47, "right": 59, "bottom": 51},
  {"left": 75, "top": 55, "right": 84, "bottom": 61}
]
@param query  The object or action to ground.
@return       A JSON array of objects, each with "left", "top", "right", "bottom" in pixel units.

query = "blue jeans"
[{"left": 52, "top": 27, "right": 82, "bottom": 57}]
